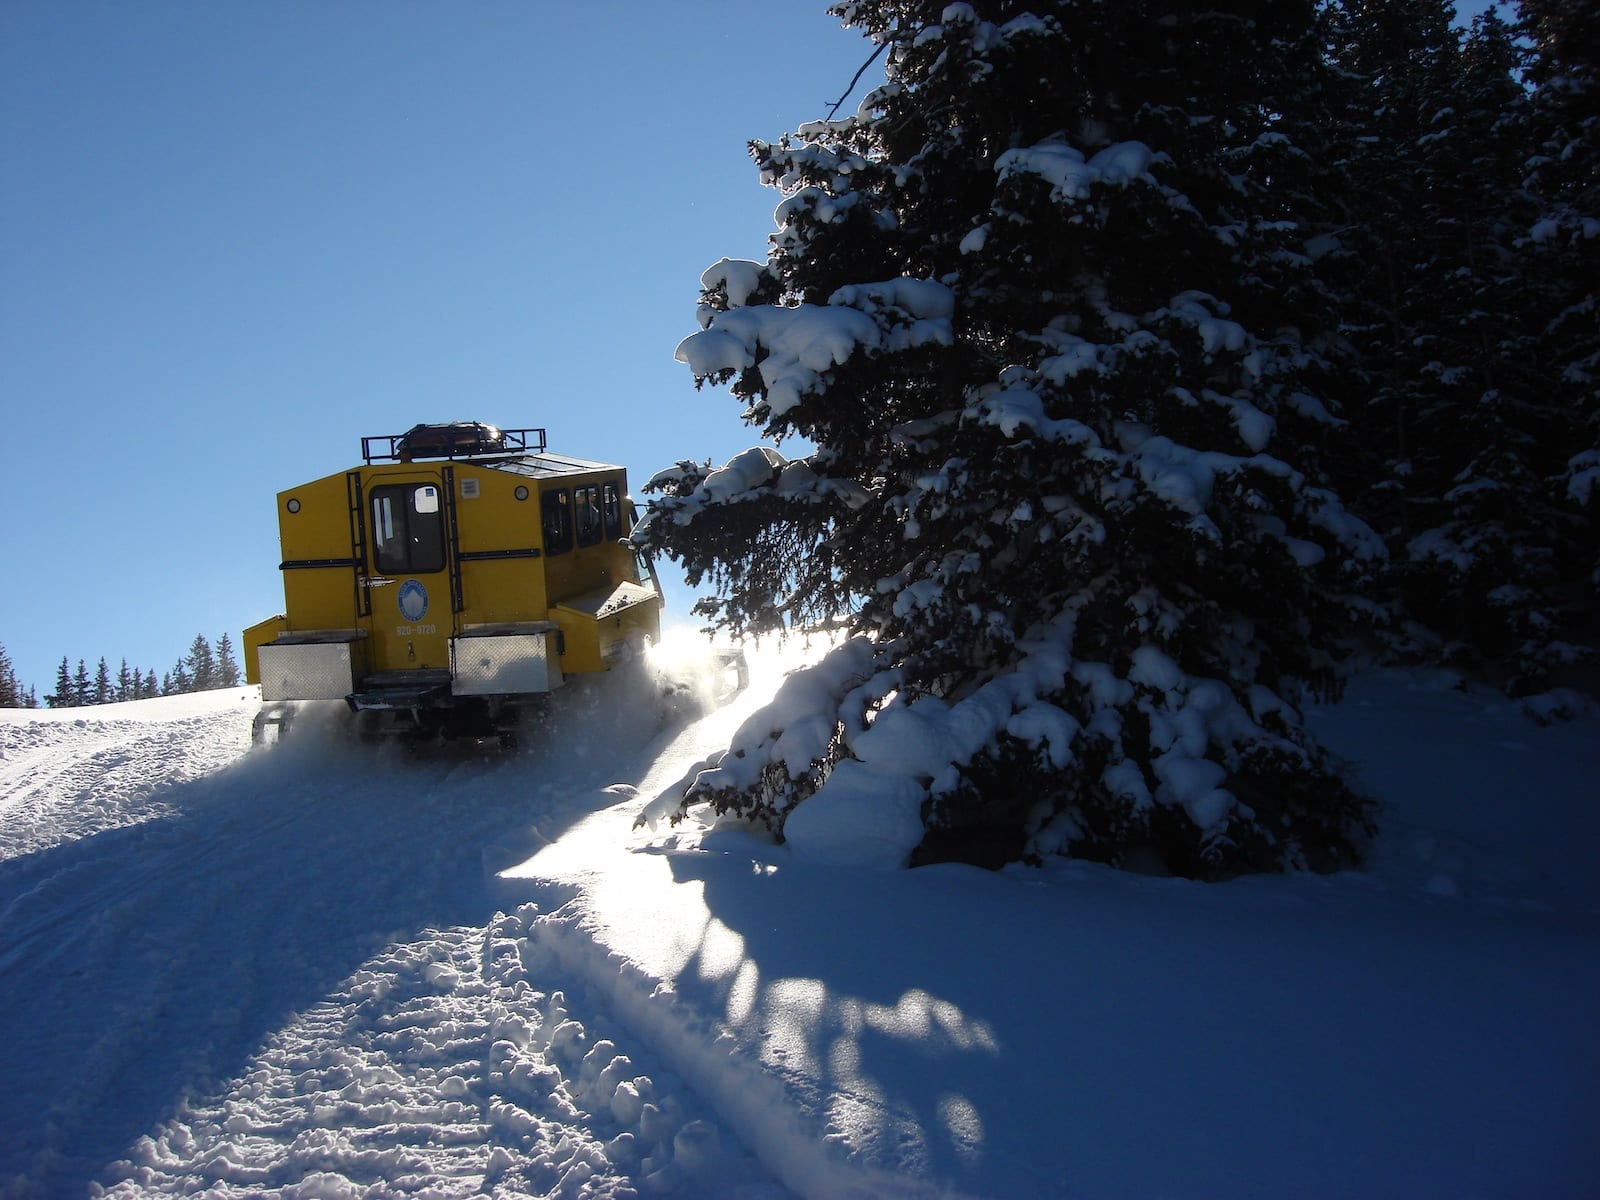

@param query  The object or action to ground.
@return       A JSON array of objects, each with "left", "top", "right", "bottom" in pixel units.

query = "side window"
[
  {"left": 541, "top": 488, "right": 573, "bottom": 555},
  {"left": 602, "top": 482, "right": 623, "bottom": 541},
  {"left": 371, "top": 483, "right": 445, "bottom": 574},
  {"left": 575, "top": 484, "right": 602, "bottom": 548}
]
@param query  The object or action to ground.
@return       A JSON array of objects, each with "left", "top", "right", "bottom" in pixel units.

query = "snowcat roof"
[{"left": 477, "top": 453, "right": 624, "bottom": 479}]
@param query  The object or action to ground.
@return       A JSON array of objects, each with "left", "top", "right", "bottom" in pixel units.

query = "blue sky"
[
  {"left": 1, "top": 1, "right": 881, "bottom": 692},
  {"left": 0, "top": 0, "right": 1505, "bottom": 695}
]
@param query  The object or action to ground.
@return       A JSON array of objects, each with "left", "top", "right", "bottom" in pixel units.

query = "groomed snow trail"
[
  {"left": 0, "top": 694, "right": 258, "bottom": 860},
  {"left": 0, "top": 670, "right": 789, "bottom": 1199}
]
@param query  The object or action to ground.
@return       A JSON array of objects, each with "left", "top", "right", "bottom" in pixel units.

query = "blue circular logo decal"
[{"left": 397, "top": 579, "right": 429, "bottom": 622}]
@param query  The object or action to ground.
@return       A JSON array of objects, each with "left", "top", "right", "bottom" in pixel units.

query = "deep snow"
[{"left": 1, "top": 637, "right": 1596, "bottom": 1199}]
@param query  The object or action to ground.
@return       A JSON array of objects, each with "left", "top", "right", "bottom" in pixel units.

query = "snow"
[
  {"left": 700, "top": 259, "right": 768, "bottom": 309},
  {"left": 698, "top": 446, "right": 787, "bottom": 501},
  {"left": 3, "top": 641, "right": 1598, "bottom": 1198},
  {"left": 675, "top": 277, "right": 955, "bottom": 419},
  {"left": 780, "top": 760, "right": 926, "bottom": 869},
  {"left": 676, "top": 304, "right": 880, "bottom": 417},
  {"left": 994, "top": 139, "right": 1162, "bottom": 201},
  {"left": 1568, "top": 447, "right": 1600, "bottom": 506}
]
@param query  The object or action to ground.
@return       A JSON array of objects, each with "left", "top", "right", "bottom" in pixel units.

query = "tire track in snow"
[
  {"left": 99, "top": 914, "right": 786, "bottom": 1199},
  {"left": 1, "top": 667, "right": 793, "bottom": 1199}
]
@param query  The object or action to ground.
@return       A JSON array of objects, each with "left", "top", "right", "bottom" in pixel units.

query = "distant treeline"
[{"left": 0, "top": 634, "right": 242, "bottom": 709}]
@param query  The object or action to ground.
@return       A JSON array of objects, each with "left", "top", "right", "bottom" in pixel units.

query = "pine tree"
[
  {"left": 116, "top": 659, "right": 133, "bottom": 702},
  {"left": 215, "top": 633, "right": 241, "bottom": 688},
  {"left": 640, "top": 0, "right": 1380, "bottom": 875},
  {"left": 51, "top": 657, "right": 73, "bottom": 708},
  {"left": 186, "top": 634, "right": 216, "bottom": 692},
  {"left": 93, "top": 657, "right": 112, "bottom": 706},
  {"left": 1515, "top": 0, "right": 1600, "bottom": 674},
  {"left": 0, "top": 643, "right": 18, "bottom": 708},
  {"left": 73, "top": 660, "right": 91, "bottom": 707},
  {"left": 144, "top": 669, "right": 158, "bottom": 700},
  {"left": 1325, "top": 0, "right": 1585, "bottom": 691},
  {"left": 1324, "top": 0, "right": 1475, "bottom": 496}
]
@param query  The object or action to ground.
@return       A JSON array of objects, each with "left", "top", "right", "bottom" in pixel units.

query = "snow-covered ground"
[{"left": 1, "top": 639, "right": 1596, "bottom": 1199}]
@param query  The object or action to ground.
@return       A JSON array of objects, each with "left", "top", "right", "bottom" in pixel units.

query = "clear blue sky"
[
  {"left": 0, "top": 0, "right": 1504, "bottom": 695},
  {"left": 0, "top": 0, "right": 881, "bottom": 692}
]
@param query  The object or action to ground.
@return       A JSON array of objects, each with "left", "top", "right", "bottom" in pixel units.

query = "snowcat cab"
[{"left": 243, "top": 424, "right": 665, "bottom": 745}]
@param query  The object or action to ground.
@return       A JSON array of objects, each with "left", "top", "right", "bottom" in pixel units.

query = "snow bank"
[
  {"left": 0, "top": 687, "right": 259, "bottom": 857},
  {"left": 0, "top": 685, "right": 255, "bottom": 726},
  {"left": 781, "top": 759, "right": 925, "bottom": 868},
  {"left": 500, "top": 656, "right": 1600, "bottom": 1199}
]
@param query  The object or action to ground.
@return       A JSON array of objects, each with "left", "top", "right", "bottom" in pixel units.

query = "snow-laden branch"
[{"left": 675, "top": 276, "right": 955, "bottom": 419}]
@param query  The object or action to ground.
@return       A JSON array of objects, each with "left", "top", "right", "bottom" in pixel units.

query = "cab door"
[{"left": 364, "top": 476, "right": 454, "bottom": 673}]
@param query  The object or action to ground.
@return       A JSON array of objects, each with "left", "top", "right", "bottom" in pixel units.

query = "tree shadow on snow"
[
  {"left": 656, "top": 834, "right": 1600, "bottom": 1199},
  {"left": 655, "top": 847, "right": 1027, "bottom": 1192}
]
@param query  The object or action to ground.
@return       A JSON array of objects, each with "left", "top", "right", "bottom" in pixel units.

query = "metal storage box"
[
  {"left": 452, "top": 623, "right": 562, "bottom": 696},
  {"left": 258, "top": 634, "right": 364, "bottom": 702}
]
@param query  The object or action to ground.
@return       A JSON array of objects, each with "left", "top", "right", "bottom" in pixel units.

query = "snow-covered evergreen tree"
[
  {"left": 1324, "top": 0, "right": 1482, "bottom": 517},
  {"left": 639, "top": 0, "right": 1382, "bottom": 876},
  {"left": 1515, "top": 0, "right": 1600, "bottom": 676},
  {"left": 1326, "top": 1, "right": 1587, "bottom": 692}
]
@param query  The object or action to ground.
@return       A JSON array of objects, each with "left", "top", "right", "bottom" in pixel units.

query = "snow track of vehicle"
[
  {"left": 100, "top": 918, "right": 781, "bottom": 1198},
  {"left": 0, "top": 675, "right": 787, "bottom": 1199}
]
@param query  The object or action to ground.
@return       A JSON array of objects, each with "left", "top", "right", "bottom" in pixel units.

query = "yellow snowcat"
[{"left": 244, "top": 423, "right": 665, "bottom": 745}]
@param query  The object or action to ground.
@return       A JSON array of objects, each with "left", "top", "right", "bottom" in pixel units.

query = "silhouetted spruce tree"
[
  {"left": 215, "top": 633, "right": 241, "bottom": 688},
  {"left": 73, "top": 660, "right": 91, "bottom": 707},
  {"left": 639, "top": 0, "right": 1381, "bottom": 876},
  {"left": 50, "top": 657, "right": 73, "bottom": 708},
  {"left": 0, "top": 643, "right": 18, "bottom": 708},
  {"left": 166, "top": 660, "right": 191, "bottom": 696},
  {"left": 186, "top": 635, "right": 216, "bottom": 692},
  {"left": 93, "top": 658, "right": 112, "bottom": 706}
]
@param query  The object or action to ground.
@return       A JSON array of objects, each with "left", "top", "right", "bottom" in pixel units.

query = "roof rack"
[{"left": 361, "top": 424, "right": 548, "bottom": 465}]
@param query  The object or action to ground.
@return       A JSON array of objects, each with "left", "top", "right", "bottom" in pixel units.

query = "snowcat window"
[
  {"left": 371, "top": 484, "right": 445, "bottom": 574},
  {"left": 575, "top": 484, "right": 602, "bottom": 548},
  {"left": 602, "top": 483, "right": 623, "bottom": 540},
  {"left": 541, "top": 488, "right": 573, "bottom": 555}
]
